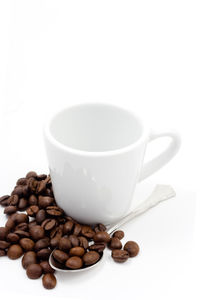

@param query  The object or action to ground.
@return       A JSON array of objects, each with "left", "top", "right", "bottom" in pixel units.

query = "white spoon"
[{"left": 49, "top": 184, "right": 176, "bottom": 272}]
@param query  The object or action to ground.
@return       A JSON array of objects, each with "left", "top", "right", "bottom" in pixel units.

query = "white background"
[{"left": 0, "top": 1, "right": 199, "bottom": 299}]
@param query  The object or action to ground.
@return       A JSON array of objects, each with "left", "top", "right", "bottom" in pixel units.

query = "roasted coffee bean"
[
  {"left": 8, "top": 195, "right": 19, "bottom": 206},
  {"left": 58, "top": 237, "right": 72, "bottom": 251},
  {"left": 5, "top": 218, "right": 15, "bottom": 230},
  {"left": 69, "top": 247, "right": 85, "bottom": 257},
  {"left": 108, "top": 237, "right": 122, "bottom": 250},
  {"left": 15, "top": 222, "right": 28, "bottom": 231},
  {"left": 22, "top": 251, "right": 37, "bottom": 269},
  {"left": 15, "top": 213, "right": 29, "bottom": 224},
  {"left": 28, "top": 195, "right": 38, "bottom": 206},
  {"left": 9, "top": 212, "right": 18, "bottom": 221},
  {"left": 7, "top": 233, "right": 20, "bottom": 243},
  {"left": 111, "top": 249, "right": 129, "bottom": 263},
  {"left": 37, "top": 248, "right": 51, "bottom": 260},
  {"left": 78, "top": 236, "right": 89, "bottom": 249},
  {"left": 42, "top": 273, "right": 57, "bottom": 289},
  {"left": 36, "top": 180, "right": 47, "bottom": 194},
  {"left": 73, "top": 223, "right": 82, "bottom": 236},
  {"left": 66, "top": 256, "right": 83, "bottom": 269},
  {"left": 36, "top": 209, "right": 46, "bottom": 224},
  {"left": 68, "top": 235, "right": 79, "bottom": 247},
  {"left": 88, "top": 243, "right": 105, "bottom": 253},
  {"left": 28, "top": 178, "right": 38, "bottom": 193},
  {"left": 112, "top": 230, "right": 124, "bottom": 240},
  {"left": 0, "top": 227, "right": 8, "bottom": 240},
  {"left": 26, "top": 263, "right": 43, "bottom": 279},
  {"left": 0, "top": 249, "right": 6, "bottom": 256},
  {"left": 20, "top": 238, "right": 35, "bottom": 251},
  {"left": 36, "top": 174, "right": 47, "bottom": 181},
  {"left": 28, "top": 220, "right": 37, "bottom": 229},
  {"left": 26, "top": 205, "right": 39, "bottom": 216},
  {"left": 43, "top": 188, "right": 53, "bottom": 197},
  {"left": 40, "top": 261, "right": 55, "bottom": 274},
  {"left": 26, "top": 171, "right": 37, "bottom": 179},
  {"left": 50, "top": 225, "right": 63, "bottom": 239},
  {"left": 53, "top": 249, "right": 69, "bottom": 263},
  {"left": 12, "top": 185, "right": 24, "bottom": 197},
  {"left": 41, "top": 219, "right": 56, "bottom": 231},
  {"left": 93, "top": 231, "right": 110, "bottom": 243},
  {"left": 0, "top": 240, "right": 10, "bottom": 249},
  {"left": 34, "top": 238, "right": 50, "bottom": 251},
  {"left": 14, "top": 230, "right": 30, "bottom": 238},
  {"left": 46, "top": 206, "right": 63, "bottom": 217},
  {"left": 7, "top": 244, "right": 23, "bottom": 259},
  {"left": 81, "top": 225, "right": 95, "bottom": 239},
  {"left": 124, "top": 241, "right": 139, "bottom": 257},
  {"left": 38, "top": 196, "right": 54, "bottom": 208},
  {"left": 94, "top": 223, "right": 106, "bottom": 233},
  {"left": 4, "top": 206, "right": 17, "bottom": 215},
  {"left": 16, "top": 178, "right": 27, "bottom": 186},
  {"left": 18, "top": 198, "right": 28, "bottom": 210},
  {"left": 83, "top": 251, "right": 100, "bottom": 266},
  {"left": 0, "top": 195, "right": 10, "bottom": 206},
  {"left": 29, "top": 225, "right": 45, "bottom": 240},
  {"left": 63, "top": 220, "right": 74, "bottom": 234},
  {"left": 50, "top": 236, "right": 60, "bottom": 248}
]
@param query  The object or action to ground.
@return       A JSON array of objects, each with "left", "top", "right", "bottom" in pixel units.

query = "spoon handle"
[{"left": 107, "top": 184, "right": 176, "bottom": 235}]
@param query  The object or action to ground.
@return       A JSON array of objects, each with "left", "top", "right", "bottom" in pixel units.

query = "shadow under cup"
[{"left": 44, "top": 104, "right": 146, "bottom": 224}]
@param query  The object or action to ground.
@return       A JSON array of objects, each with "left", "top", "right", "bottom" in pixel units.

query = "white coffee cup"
[{"left": 44, "top": 103, "right": 181, "bottom": 224}]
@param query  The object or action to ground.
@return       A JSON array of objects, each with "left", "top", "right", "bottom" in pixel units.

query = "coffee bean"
[
  {"left": 7, "top": 244, "right": 23, "bottom": 259},
  {"left": 81, "top": 225, "right": 95, "bottom": 239},
  {"left": 83, "top": 251, "right": 100, "bottom": 266},
  {"left": 94, "top": 223, "right": 106, "bottom": 233},
  {"left": 108, "top": 237, "right": 122, "bottom": 250},
  {"left": 15, "top": 222, "right": 28, "bottom": 231},
  {"left": 18, "top": 198, "right": 28, "bottom": 210},
  {"left": 5, "top": 218, "right": 15, "bottom": 231},
  {"left": 69, "top": 247, "right": 85, "bottom": 257},
  {"left": 36, "top": 174, "right": 47, "bottom": 181},
  {"left": 88, "top": 243, "right": 105, "bottom": 253},
  {"left": 42, "top": 273, "right": 57, "bottom": 289},
  {"left": 15, "top": 213, "right": 29, "bottom": 224},
  {"left": 38, "top": 196, "right": 54, "bottom": 208},
  {"left": 16, "top": 178, "right": 27, "bottom": 186},
  {"left": 66, "top": 256, "right": 83, "bottom": 269},
  {"left": 111, "top": 249, "right": 129, "bottom": 263},
  {"left": 0, "top": 249, "right": 6, "bottom": 256},
  {"left": 34, "top": 238, "right": 50, "bottom": 252},
  {"left": 40, "top": 261, "right": 55, "bottom": 274},
  {"left": 36, "top": 209, "right": 46, "bottom": 224},
  {"left": 7, "top": 233, "right": 20, "bottom": 243},
  {"left": 50, "top": 236, "right": 60, "bottom": 248},
  {"left": 50, "top": 225, "right": 63, "bottom": 239},
  {"left": 37, "top": 248, "right": 51, "bottom": 260},
  {"left": 46, "top": 206, "right": 63, "bottom": 217},
  {"left": 63, "top": 220, "right": 74, "bottom": 234},
  {"left": 8, "top": 195, "right": 19, "bottom": 206},
  {"left": 28, "top": 220, "right": 37, "bottom": 229},
  {"left": 124, "top": 241, "right": 139, "bottom": 257},
  {"left": 41, "top": 219, "right": 56, "bottom": 231},
  {"left": 112, "top": 230, "right": 124, "bottom": 240},
  {"left": 0, "top": 240, "right": 10, "bottom": 249},
  {"left": 26, "top": 205, "right": 39, "bottom": 217},
  {"left": 68, "top": 235, "right": 79, "bottom": 247},
  {"left": 58, "top": 237, "right": 72, "bottom": 251},
  {"left": 78, "top": 236, "right": 89, "bottom": 249},
  {"left": 20, "top": 238, "right": 35, "bottom": 251},
  {"left": 22, "top": 251, "right": 37, "bottom": 269},
  {"left": 28, "top": 195, "right": 38, "bottom": 206},
  {"left": 53, "top": 249, "right": 69, "bottom": 264},
  {"left": 28, "top": 178, "right": 38, "bottom": 193},
  {"left": 73, "top": 223, "right": 82, "bottom": 236},
  {"left": 14, "top": 230, "right": 30, "bottom": 238},
  {"left": 26, "top": 263, "right": 43, "bottom": 279},
  {"left": 36, "top": 180, "right": 47, "bottom": 194},
  {"left": 12, "top": 185, "right": 24, "bottom": 197},
  {"left": 26, "top": 171, "right": 37, "bottom": 179},
  {"left": 0, "top": 195, "right": 10, "bottom": 206},
  {"left": 0, "top": 227, "right": 8, "bottom": 240},
  {"left": 4, "top": 206, "right": 17, "bottom": 215},
  {"left": 29, "top": 225, "right": 45, "bottom": 240},
  {"left": 93, "top": 231, "right": 110, "bottom": 243}
]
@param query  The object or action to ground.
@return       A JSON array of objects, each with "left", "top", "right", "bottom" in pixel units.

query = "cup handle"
[{"left": 139, "top": 130, "right": 181, "bottom": 181}]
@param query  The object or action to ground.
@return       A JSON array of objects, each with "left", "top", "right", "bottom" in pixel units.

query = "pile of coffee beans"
[{"left": 0, "top": 171, "right": 139, "bottom": 289}]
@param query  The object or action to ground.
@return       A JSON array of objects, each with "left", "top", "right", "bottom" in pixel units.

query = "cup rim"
[{"left": 43, "top": 103, "right": 149, "bottom": 157}]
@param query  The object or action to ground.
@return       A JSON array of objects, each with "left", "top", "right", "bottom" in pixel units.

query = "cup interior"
[{"left": 49, "top": 104, "right": 144, "bottom": 152}]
